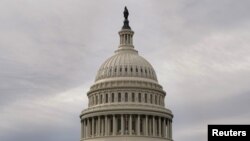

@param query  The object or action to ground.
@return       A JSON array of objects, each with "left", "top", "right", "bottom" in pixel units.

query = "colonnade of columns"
[
  {"left": 119, "top": 32, "right": 133, "bottom": 45},
  {"left": 81, "top": 114, "right": 172, "bottom": 139},
  {"left": 89, "top": 92, "right": 165, "bottom": 107}
]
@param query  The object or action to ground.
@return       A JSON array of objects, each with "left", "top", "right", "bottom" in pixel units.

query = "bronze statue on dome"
[{"left": 124, "top": 6, "right": 129, "bottom": 19}]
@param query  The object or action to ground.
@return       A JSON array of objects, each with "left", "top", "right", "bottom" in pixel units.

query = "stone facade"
[{"left": 80, "top": 8, "right": 173, "bottom": 141}]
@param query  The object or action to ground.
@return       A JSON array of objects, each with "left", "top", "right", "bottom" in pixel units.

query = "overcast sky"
[{"left": 0, "top": 0, "right": 250, "bottom": 141}]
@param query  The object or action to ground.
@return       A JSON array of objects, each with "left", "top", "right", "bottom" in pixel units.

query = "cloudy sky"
[{"left": 0, "top": 0, "right": 250, "bottom": 141}]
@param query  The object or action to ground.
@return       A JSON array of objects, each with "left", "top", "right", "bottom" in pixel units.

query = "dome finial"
[
  {"left": 122, "top": 6, "right": 131, "bottom": 29},
  {"left": 124, "top": 6, "right": 129, "bottom": 19}
]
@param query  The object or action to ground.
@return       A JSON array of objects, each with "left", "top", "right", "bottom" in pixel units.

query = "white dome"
[
  {"left": 95, "top": 49, "right": 158, "bottom": 82},
  {"left": 80, "top": 8, "right": 173, "bottom": 141}
]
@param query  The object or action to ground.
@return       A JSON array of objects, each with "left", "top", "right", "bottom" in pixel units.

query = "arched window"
[
  {"left": 109, "top": 67, "right": 112, "bottom": 76},
  {"left": 112, "top": 93, "right": 114, "bottom": 102},
  {"left": 125, "top": 34, "right": 127, "bottom": 42},
  {"left": 105, "top": 94, "right": 108, "bottom": 103},
  {"left": 114, "top": 67, "right": 117, "bottom": 75},
  {"left": 92, "top": 96, "right": 95, "bottom": 105},
  {"left": 96, "top": 95, "right": 98, "bottom": 105},
  {"left": 132, "top": 93, "right": 135, "bottom": 102},
  {"left": 125, "top": 93, "right": 128, "bottom": 102},
  {"left": 155, "top": 95, "right": 157, "bottom": 104},
  {"left": 90, "top": 96, "right": 93, "bottom": 105},
  {"left": 138, "top": 93, "right": 141, "bottom": 102},
  {"left": 100, "top": 94, "right": 103, "bottom": 104},
  {"left": 118, "top": 93, "right": 121, "bottom": 102},
  {"left": 150, "top": 94, "right": 153, "bottom": 104}
]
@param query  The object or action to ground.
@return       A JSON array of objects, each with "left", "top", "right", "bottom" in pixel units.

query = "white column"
[
  {"left": 81, "top": 120, "right": 84, "bottom": 138},
  {"left": 92, "top": 117, "right": 94, "bottom": 137},
  {"left": 142, "top": 116, "right": 145, "bottom": 135},
  {"left": 170, "top": 120, "right": 172, "bottom": 139},
  {"left": 121, "top": 114, "right": 124, "bottom": 135},
  {"left": 168, "top": 119, "right": 170, "bottom": 138},
  {"left": 169, "top": 119, "right": 171, "bottom": 138},
  {"left": 122, "top": 34, "right": 125, "bottom": 45},
  {"left": 120, "top": 34, "right": 121, "bottom": 44},
  {"left": 137, "top": 115, "right": 140, "bottom": 135},
  {"left": 153, "top": 116, "right": 155, "bottom": 136},
  {"left": 114, "top": 115, "right": 117, "bottom": 135},
  {"left": 113, "top": 115, "right": 116, "bottom": 135},
  {"left": 131, "top": 34, "right": 133, "bottom": 44},
  {"left": 82, "top": 120, "right": 85, "bottom": 138},
  {"left": 130, "top": 34, "right": 132, "bottom": 44},
  {"left": 145, "top": 115, "right": 148, "bottom": 136},
  {"left": 148, "top": 117, "right": 151, "bottom": 135},
  {"left": 83, "top": 120, "right": 86, "bottom": 138},
  {"left": 158, "top": 117, "right": 161, "bottom": 137},
  {"left": 105, "top": 115, "right": 108, "bottom": 136},
  {"left": 107, "top": 116, "right": 110, "bottom": 135},
  {"left": 121, "top": 35, "right": 123, "bottom": 44},
  {"left": 101, "top": 117, "right": 104, "bottom": 136},
  {"left": 97, "top": 116, "right": 100, "bottom": 136},
  {"left": 95, "top": 118, "right": 97, "bottom": 136},
  {"left": 126, "top": 34, "right": 128, "bottom": 44},
  {"left": 129, "top": 115, "right": 132, "bottom": 135},
  {"left": 84, "top": 120, "right": 87, "bottom": 138},
  {"left": 162, "top": 117, "right": 166, "bottom": 138},
  {"left": 128, "top": 34, "right": 130, "bottom": 44},
  {"left": 87, "top": 118, "right": 90, "bottom": 138}
]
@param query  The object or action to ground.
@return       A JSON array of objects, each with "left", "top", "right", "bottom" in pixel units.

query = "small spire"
[{"left": 122, "top": 6, "right": 131, "bottom": 29}]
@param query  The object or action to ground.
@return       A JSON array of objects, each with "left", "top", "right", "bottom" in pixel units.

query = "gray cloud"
[{"left": 0, "top": 0, "right": 250, "bottom": 141}]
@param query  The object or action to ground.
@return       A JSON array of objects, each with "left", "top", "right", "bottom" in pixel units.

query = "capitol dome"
[
  {"left": 80, "top": 7, "right": 173, "bottom": 141},
  {"left": 95, "top": 47, "right": 158, "bottom": 82}
]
